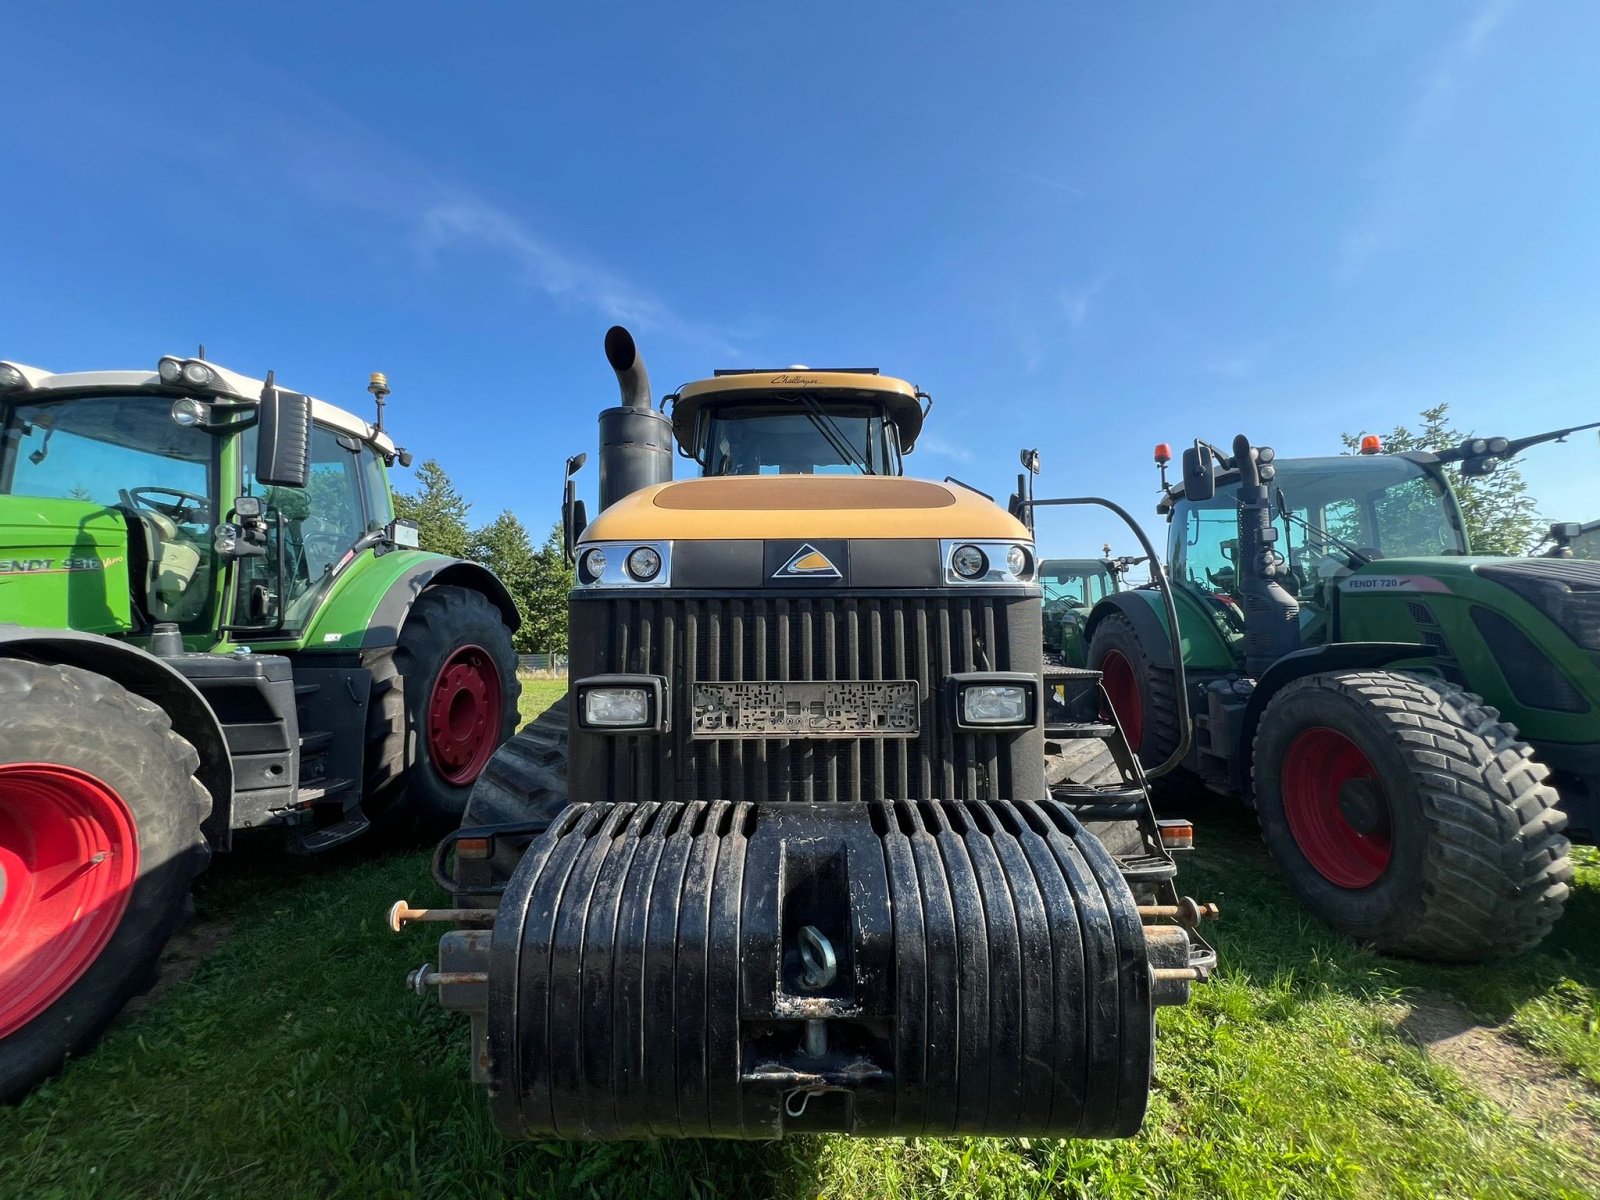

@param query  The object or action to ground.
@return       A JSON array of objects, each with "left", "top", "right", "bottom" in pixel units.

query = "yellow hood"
[{"left": 583, "top": 475, "right": 1031, "bottom": 541}]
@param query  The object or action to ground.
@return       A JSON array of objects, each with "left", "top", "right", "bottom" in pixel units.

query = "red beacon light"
[
  {"left": 1359, "top": 434, "right": 1382, "bottom": 455},
  {"left": 1153, "top": 442, "right": 1172, "bottom": 465}
]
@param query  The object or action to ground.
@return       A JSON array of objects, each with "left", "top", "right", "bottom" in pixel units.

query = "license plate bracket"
[{"left": 691, "top": 680, "right": 920, "bottom": 738}]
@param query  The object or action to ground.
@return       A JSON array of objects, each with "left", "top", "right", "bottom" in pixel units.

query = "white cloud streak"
[{"left": 1335, "top": 0, "right": 1515, "bottom": 282}]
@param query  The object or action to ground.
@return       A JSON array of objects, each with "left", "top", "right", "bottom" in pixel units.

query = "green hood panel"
[
  {"left": 1338, "top": 556, "right": 1599, "bottom": 746},
  {"left": 0, "top": 496, "right": 135, "bottom": 634}
]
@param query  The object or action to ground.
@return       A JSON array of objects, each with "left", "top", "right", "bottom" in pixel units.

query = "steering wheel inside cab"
[{"left": 121, "top": 486, "right": 209, "bottom": 527}]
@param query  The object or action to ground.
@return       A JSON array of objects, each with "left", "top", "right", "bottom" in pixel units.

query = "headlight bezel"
[
  {"left": 575, "top": 541, "right": 673, "bottom": 589},
  {"left": 573, "top": 674, "right": 667, "bottom": 733},
  {"left": 940, "top": 540, "right": 1035, "bottom": 586},
  {"left": 950, "top": 672, "right": 1040, "bottom": 731}
]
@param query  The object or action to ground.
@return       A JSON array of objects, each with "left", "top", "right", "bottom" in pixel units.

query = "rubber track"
[
  {"left": 1258, "top": 670, "right": 1572, "bottom": 960},
  {"left": 463, "top": 695, "right": 571, "bottom": 829}
]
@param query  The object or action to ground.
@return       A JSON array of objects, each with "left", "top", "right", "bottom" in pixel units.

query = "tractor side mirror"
[
  {"left": 256, "top": 378, "right": 311, "bottom": 488},
  {"left": 1181, "top": 444, "right": 1216, "bottom": 501},
  {"left": 562, "top": 453, "right": 588, "bottom": 566}
]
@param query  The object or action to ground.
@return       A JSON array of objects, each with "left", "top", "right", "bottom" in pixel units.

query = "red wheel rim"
[
  {"left": 1099, "top": 649, "right": 1144, "bottom": 749},
  {"left": 425, "top": 645, "right": 504, "bottom": 786},
  {"left": 1280, "top": 726, "right": 1393, "bottom": 888},
  {"left": 0, "top": 764, "right": 140, "bottom": 1039}
]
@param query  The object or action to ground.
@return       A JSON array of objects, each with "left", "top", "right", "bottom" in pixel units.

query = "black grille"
[
  {"left": 568, "top": 593, "right": 1043, "bottom": 804},
  {"left": 1470, "top": 606, "right": 1589, "bottom": 714}
]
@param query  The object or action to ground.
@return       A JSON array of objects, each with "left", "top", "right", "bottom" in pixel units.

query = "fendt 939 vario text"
[{"left": 392, "top": 328, "right": 1216, "bottom": 1141}]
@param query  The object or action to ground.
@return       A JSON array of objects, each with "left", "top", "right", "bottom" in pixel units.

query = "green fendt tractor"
[
  {"left": 1079, "top": 425, "right": 1597, "bottom": 962},
  {"left": 1040, "top": 549, "right": 1147, "bottom": 665},
  {"left": 0, "top": 354, "right": 520, "bottom": 1098}
]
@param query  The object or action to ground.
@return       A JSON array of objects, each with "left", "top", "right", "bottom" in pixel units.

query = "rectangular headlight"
[
  {"left": 575, "top": 675, "right": 667, "bottom": 732},
  {"left": 585, "top": 687, "right": 649, "bottom": 727},
  {"left": 961, "top": 684, "right": 1029, "bottom": 725}
]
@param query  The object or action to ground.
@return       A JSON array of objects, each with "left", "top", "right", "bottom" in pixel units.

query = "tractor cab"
[
  {"left": 1160, "top": 452, "right": 1468, "bottom": 650},
  {"left": 0, "top": 358, "right": 404, "bottom": 642},
  {"left": 668, "top": 370, "right": 926, "bottom": 477}
]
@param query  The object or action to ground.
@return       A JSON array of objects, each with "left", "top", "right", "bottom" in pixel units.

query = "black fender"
[
  {"left": 1082, "top": 590, "right": 1172, "bottom": 663},
  {"left": 0, "top": 625, "right": 234, "bottom": 848},
  {"left": 359, "top": 558, "right": 521, "bottom": 649},
  {"left": 1235, "top": 641, "right": 1438, "bottom": 793}
]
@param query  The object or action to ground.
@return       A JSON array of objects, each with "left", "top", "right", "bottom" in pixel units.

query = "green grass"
[{"left": 2, "top": 683, "right": 1596, "bottom": 1199}]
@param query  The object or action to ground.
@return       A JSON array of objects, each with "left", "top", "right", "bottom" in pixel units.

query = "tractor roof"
[
  {"left": 0, "top": 363, "right": 397, "bottom": 455},
  {"left": 669, "top": 369, "right": 926, "bottom": 455}
]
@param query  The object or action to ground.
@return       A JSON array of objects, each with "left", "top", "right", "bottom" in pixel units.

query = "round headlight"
[
  {"left": 170, "top": 397, "right": 207, "bottom": 427},
  {"left": 626, "top": 545, "right": 662, "bottom": 581},
  {"left": 951, "top": 544, "right": 986, "bottom": 579},
  {"left": 581, "top": 547, "right": 608, "bottom": 581},
  {"left": 181, "top": 361, "right": 214, "bottom": 387},
  {"left": 1006, "top": 545, "right": 1029, "bottom": 577},
  {"left": 0, "top": 364, "right": 23, "bottom": 389},
  {"left": 157, "top": 358, "right": 183, "bottom": 383}
]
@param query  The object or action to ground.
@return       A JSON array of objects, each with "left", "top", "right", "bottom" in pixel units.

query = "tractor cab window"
[
  {"left": 1169, "top": 455, "right": 1467, "bottom": 646},
  {"left": 1040, "top": 564, "right": 1113, "bottom": 608},
  {"left": 237, "top": 423, "right": 370, "bottom": 630},
  {"left": 703, "top": 402, "right": 896, "bottom": 476},
  {"left": 0, "top": 393, "right": 219, "bottom": 627}
]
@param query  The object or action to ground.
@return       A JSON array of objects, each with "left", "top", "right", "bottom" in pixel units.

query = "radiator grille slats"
[{"left": 577, "top": 595, "right": 1027, "bottom": 804}]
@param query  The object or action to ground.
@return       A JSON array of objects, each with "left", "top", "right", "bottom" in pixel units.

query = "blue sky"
[{"left": 4, "top": 1, "right": 1597, "bottom": 556}]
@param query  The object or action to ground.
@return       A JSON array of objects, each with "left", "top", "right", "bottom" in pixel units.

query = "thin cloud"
[
  {"left": 1335, "top": 0, "right": 1515, "bottom": 282},
  {"left": 1000, "top": 166, "right": 1088, "bottom": 198},
  {"left": 915, "top": 434, "right": 975, "bottom": 463},
  {"left": 1061, "top": 273, "right": 1113, "bottom": 330}
]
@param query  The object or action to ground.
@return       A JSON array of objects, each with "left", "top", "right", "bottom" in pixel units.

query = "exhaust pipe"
[
  {"left": 604, "top": 325, "right": 652, "bottom": 412},
  {"left": 598, "top": 326, "right": 672, "bottom": 511}
]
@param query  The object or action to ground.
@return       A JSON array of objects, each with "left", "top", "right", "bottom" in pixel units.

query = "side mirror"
[
  {"left": 256, "top": 375, "right": 311, "bottom": 488},
  {"left": 562, "top": 453, "right": 588, "bottom": 566},
  {"left": 1181, "top": 444, "right": 1216, "bottom": 501}
]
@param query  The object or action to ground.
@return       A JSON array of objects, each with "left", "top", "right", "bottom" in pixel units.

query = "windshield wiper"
[{"left": 798, "top": 397, "right": 874, "bottom": 474}]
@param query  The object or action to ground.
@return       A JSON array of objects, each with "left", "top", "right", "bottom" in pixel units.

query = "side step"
[
  {"left": 290, "top": 809, "right": 371, "bottom": 854},
  {"left": 295, "top": 777, "right": 357, "bottom": 805},
  {"left": 1044, "top": 721, "right": 1118, "bottom": 740}
]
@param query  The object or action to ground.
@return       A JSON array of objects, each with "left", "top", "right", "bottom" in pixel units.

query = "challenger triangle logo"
[{"left": 773, "top": 543, "right": 842, "bottom": 579}]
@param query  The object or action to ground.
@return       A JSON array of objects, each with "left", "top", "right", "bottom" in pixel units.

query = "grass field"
[{"left": 1, "top": 677, "right": 1596, "bottom": 1199}]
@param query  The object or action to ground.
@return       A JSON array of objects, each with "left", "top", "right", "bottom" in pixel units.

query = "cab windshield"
[
  {"left": 1, "top": 393, "right": 221, "bottom": 628},
  {"left": 703, "top": 402, "right": 897, "bottom": 476},
  {"left": 1, "top": 394, "right": 216, "bottom": 511},
  {"left": 1039, "top": 562, "right": 1113, "bottom": 608}
]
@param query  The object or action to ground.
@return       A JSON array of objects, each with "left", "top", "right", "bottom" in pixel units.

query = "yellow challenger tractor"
[{"left": 393, "top": 328, "right": 1213, "bottom": 1139}]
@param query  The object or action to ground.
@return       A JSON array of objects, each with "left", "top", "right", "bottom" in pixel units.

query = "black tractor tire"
[
  {"left": 364, "top": 586, "right": 521, "bottom": 832},
  {"left": 0, "top": 659, "right": 209, "bottom": 1102},
  {"left": 1252, "top": 669, "right": 1572, "bottom": 962},
  {"left": 1085, "top": 611, "right": 1186, "bottom": 784},
  {"left": 461, "top": 695, "right": 570, "bottom": 829}
]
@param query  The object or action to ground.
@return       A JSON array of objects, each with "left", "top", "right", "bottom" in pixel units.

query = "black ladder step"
[
  {"left": 294, "top": 682, "right": 321, "bottom": 698},
  {"left": 299, "top": 731, "right": 334, "bottom": 755},
  {"left": 1043, "top": 666, "right": 1100, "bottom": 680},
  {"left": 1052, "top": 783, "right": 1145, "bottom": 803},
  {"left": 291, "top": 810, "right": 371, "bottom": 855},
  {"left": 1044, "top": 722, "right": 1118, "bottom": 739},
  {"left": 295, "top": 777, "right": 356, "bottom": 804},
  {"left": 1116, "top": 852, "right": 1178, "bottom": 884}
]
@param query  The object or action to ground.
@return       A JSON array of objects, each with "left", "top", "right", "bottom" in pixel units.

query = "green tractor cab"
[
  {"left": 1039, "top": 553, "right": 1144, "bottom": 665},
  {"left": 1075, "top": 425, "right": 1596, "bottom": 962},
  {"left": 0, "top": 355, "right": 521, "bottom": 1099}
]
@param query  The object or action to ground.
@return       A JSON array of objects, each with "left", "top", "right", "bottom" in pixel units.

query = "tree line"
[{"left": 393, "top": 461, "right": 573, "bottom": 655}]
